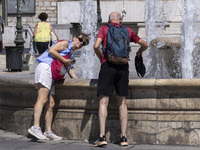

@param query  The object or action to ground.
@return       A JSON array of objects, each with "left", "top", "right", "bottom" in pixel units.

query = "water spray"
[{"left": 121, "top": 0, "right": 126, "bottom": 21}]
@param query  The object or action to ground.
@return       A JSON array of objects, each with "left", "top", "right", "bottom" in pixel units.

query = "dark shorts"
[
  {"left": 36, "top": 42, "right": 49, "bottom": 54},
  {"left": 97, "top": 61, "right": 129, "bottom": 97}
]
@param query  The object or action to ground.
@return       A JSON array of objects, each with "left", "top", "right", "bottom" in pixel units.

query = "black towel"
[{"left": 135, "top": 55, "right": 146, "bottom": 77}]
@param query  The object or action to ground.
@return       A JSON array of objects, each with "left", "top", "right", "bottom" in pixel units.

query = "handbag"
[
  {"left": 49, "top": 24, "right": 58, "bottom": 47},
  {"left": 51, "top": 31, "right": 57, "bottom": 42}
]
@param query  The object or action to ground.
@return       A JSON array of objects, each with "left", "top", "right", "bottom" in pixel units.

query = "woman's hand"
[
  {"left": 63, "top": 59, "right": 72, "bottom": 68},
  {"left": 68, "top": 68, "right": 78, "bottom": 78}
]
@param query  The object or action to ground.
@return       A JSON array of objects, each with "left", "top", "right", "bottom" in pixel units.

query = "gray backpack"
[{"left": 105, "top": 24, "right": 131, "bottom": 65}]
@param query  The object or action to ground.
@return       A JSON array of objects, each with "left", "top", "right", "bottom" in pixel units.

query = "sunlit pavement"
[{"left": 1, "top": 129, "right": 200, "bottom": 150}]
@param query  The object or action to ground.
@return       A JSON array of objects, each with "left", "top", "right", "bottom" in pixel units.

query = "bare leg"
[
  {"left": 117, "top": 96, "right": 128, "bottom": 137},
  {"left": 44, "top": 94, "right": 55, "bottom": 132},
  {"left": 33, "top": 83, "right": 50, "bottom": 127},
  {"left": 99, "top": 95, "right": 109, "bottom": 137}
]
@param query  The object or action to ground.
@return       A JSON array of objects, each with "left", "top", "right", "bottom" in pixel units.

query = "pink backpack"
[
  {"left": 51, "top": 40, "right": 72, "bottom": 81},
  {"left": 51, "top": 54, "right": 70, "bottom": 81}
]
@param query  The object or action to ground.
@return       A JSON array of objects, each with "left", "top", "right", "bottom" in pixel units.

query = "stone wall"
[
  {"left": 4, "top": 0, "right": 58, "bottom": 48},
  {"left": 8, "top": 0, "right": 57, "bottom": 27},
  {"left": 1, "top": 75, "right": 200, "bottom": 145}
]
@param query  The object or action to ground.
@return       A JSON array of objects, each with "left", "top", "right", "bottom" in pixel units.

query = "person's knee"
[
  {"left": 49, "top": 100, "right": 55, "bottom": 109},
  {"left": 36, "top": 96, "right": 49, "bottom": 105},
  {"left": 99, "top": 96, "right": 109, "bottom": 106}
]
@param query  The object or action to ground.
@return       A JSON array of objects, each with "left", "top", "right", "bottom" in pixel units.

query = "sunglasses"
[{"left": 76, "top": 36, "right": 87, "bottom": 46}]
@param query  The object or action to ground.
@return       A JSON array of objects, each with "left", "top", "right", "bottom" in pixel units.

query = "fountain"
[
  {"left": 181, "top": 0, "right": 198, "bottom": 78},
  {"left": 79, "top": 0, "right": 100, "bottom": 79},
  {"left": 146, "top": 0, "right": 200, "bottom": 79},
  {"left": 2, "top": 0, "right": 200, "bottom": 146}
]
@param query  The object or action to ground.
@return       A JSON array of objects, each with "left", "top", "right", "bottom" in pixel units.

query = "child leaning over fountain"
[
  {"left": 93, "top": 11, "right": 148, "bottom": 147},
  {"left": 28, "top": 32, "right": 90, "bottom": 140}
]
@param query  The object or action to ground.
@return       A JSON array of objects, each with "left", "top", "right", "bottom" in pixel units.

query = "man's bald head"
[{"left": 108, "top": 12, "right": 122, "bottom": 24}]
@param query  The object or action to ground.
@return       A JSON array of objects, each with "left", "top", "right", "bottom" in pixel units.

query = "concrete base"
[{"left": 0, "top": 76, "right": 200, "bottom": 145}]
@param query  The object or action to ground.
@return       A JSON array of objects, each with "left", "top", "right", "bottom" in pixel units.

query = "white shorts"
[{"left": 35, "top": 62, "right": 55, "bottom": 95}]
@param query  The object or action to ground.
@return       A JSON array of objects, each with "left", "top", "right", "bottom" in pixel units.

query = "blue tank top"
[{"left": 36, "top": 40, "right": 74, "bottom": 66}]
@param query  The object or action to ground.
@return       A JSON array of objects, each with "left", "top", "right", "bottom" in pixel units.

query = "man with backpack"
[{"left": 93, "top": 11, "right": 148, "bottom": 147}]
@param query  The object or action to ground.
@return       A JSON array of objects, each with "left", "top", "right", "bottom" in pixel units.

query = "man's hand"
[
  {"left": 136, "top": 39, "right": 148, "bottom": 56},
  {"left": 136, "top": 50, "right": 143, "bottom": 57}
]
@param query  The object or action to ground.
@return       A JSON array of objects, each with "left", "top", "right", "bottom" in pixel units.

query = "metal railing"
[{"left": 23, "top": 24, "right": 37, "bottom": 55}]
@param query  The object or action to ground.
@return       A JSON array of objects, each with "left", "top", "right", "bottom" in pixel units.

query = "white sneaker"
[
  {"left": 28, "top": 126, "right": 49, "bottom": 140},
  {"left": 44, "top": 131, "right": 63, "bottom": 140}
]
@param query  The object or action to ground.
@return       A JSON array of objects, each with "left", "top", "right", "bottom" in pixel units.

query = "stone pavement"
[{"left": 0, "top": 129, "right": 200, "bottom": 150}]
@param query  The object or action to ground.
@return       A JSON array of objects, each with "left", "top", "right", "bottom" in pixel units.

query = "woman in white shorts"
[{"left": 28, "top": 32, "right": 90, "bottom": 140}]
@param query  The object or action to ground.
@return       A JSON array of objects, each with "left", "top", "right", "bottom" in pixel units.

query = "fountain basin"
[
  {"left": 148, "top": 37, "right": 200, "bottom": 78},
  {"left": 0, "top": 74, "right": 200, "bottom": 145}
]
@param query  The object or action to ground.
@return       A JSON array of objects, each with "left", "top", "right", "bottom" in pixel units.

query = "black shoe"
[
  {"left": 93, "top": 135, "right": 107, "bottom": 147},
  {"left": 120, "top": 136, "right": 128, "bottom": 146}
]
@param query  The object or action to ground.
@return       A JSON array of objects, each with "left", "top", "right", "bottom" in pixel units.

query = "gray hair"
[{"left": 108, "top": 12, "right": 121, "bottom": 22}]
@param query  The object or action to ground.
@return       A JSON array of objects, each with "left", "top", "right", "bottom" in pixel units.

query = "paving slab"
[{"left": 1, "top": 129, "right": 200, "bottom": 150}]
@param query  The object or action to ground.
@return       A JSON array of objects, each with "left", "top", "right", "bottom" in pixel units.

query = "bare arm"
[
  {"left": 68, "top": 68, "right": 78, "bottom": 78},
  {"left": 33, "top": 24, "right": 38, "bottom": 37},
  {"left": 50, "top": 24, "right": 59, "bottom": 40},
  {"left": 48, "top": 40, "right": 71, "bottom": 68},
  {"left": 93, "top": 37, "right": 103, "bottom": 62},
  {"left": 136, "top": 39, "right": 148, "bottom": 56}
]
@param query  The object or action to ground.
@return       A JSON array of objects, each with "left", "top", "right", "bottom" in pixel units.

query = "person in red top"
[{"left": 93, "top": 11, "right": 148, "bottom": 147}]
